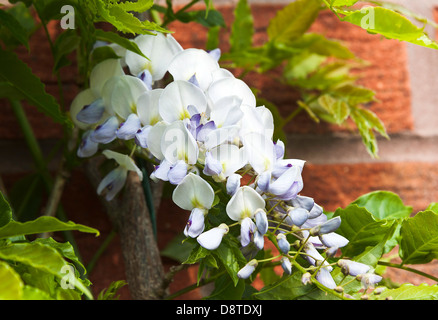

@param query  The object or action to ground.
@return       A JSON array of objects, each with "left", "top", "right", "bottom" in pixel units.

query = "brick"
[{"left": 301, "top": 162, "right": 438, "bottom": 214}]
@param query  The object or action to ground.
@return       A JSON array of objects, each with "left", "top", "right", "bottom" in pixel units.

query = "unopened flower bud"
[
  {"left": 301, "top": 272, "right": 312, "bottom": 285},
  {"left": 334, "top": 286, "right": 344, "bottom": 293},
  {"left": 281, "top": 257, "right": 292, "bottom": 275},
  {"left": 338, "top": 259, "right": 371, "bottom": 277},
  {"left": 237, "top": 259, "right": 258, "bottom": 279},
  {"left": 309, "top": 217, "right": 341, "bottom": 236},
  {"left": 277, "top": 233, "right": 290, "bottom": 254}
]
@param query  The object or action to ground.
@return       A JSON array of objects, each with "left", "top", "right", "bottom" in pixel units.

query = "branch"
[{"left": 84, "top": 156, "right": 166, "bottom": 299}]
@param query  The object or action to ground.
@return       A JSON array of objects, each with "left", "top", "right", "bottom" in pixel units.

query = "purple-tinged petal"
[
  {"left": 240, "top": 217, "right": 256, "bottom": 247},
  {"left": 290, "top": 195, "right": 315, "bottom": 212},
  {"left": 135, "top": 126, "right": 151, "bottom": 148},
  {"left": 316, "top": 268, "right": 337, "bottom": 289},
  {"left": 91, "top": 116, "right": 119, "bottom": 144},
  {"left": 319, "top": 233, "right": 349, "bottom": 248},
  {"left": 255, "top": 209, "right": 268, "bottom": 235},
  {"left": 77, "top": 131, "right": 99, "bottom": 158},
  {"left": 287, "top": 207, "right": 309, "bottom": 227},
  {"left": 310, "top": 216, "right": 342, "bottom": 236},
  {"left": 152, "top": 159, "right": 172, "bottom": 182},
  {"left": 281, "top": 257, "right": 292, "bottom": 275},
  {"left": 257, "top": 171, "right": 271, "bottom": 193},
  {"left": 138, "top": 69, "right": 153, "bottom": 90},
  {"left": 97, "top": 166, "right": 128, "bottom": 201},
  {"left": 168, "top": 160, "right": 188, "bottom": 185},
  {"left": 76, "top": 98, "right": 105, "bottom": 124},
  {"left": 309, "top": 203, "right": 323, "bottom": 219},
  {"left": 274, "top": 140, "right": 285, "bottom": 160},
  {"left": 254, "top": 230, "right": 264, "bottom": 250},
  {"left": 203, "top": 151, "right": 223, "bottom": 176},
  {"left": 226, "top": 173, "right": 241, "bottom": 196},
  {"left": 184, "top": 207, "right": 205, "bottom": 238},
  {"left": 208, "top": 48, "right": 221, "bottom": 62},
  {"left": 196, "top": 121, "right": 216, "bottom": 143},
  {"left": 277, "top": 233, "right": 290, "bottom": 254},
  {"left": 116, "top": 113, "right": 142, "bottom": 140}
]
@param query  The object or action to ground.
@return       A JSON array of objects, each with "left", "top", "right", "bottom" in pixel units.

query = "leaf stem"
[{"left": 377, "top": 261, "right": 438, "bottom": 283}]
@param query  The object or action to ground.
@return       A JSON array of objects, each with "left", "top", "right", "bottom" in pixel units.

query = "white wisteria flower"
[{"left": 97, "top": 150, "right": 143, "bottom": 201}]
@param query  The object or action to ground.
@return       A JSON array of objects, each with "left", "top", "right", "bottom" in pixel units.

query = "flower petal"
[
  {"left": 172, "top": 173, "right": 215, "bottom": 210},
  {"left": 226, "top": 186, "right": 266, "bottom": 221},
  {"left": 197, "top": 224, "right": 229, "bottom": 250}
]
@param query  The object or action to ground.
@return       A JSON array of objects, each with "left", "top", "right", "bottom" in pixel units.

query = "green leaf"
[
  {"left": 212, "top": 238, "right": 246, "bottom": 286},
  {"left": 0, "top": 49, "right": 70, "bottom": 127},
  {"left": 230, "top": 0, "right": 254, "bottom": 53},
  {"left": 182, "top": 243, "right": 210, "bottom": 265},
  {"left": 94, "top": 29, "right": 146, "bottom": 58},
  {"left": 161, "top": 233, "right": 197, "bottom": 263},
  {"left": 0, "top": 191, "right": 12, "bottom": 228},
  {"left": 253, "top": 273, "right": 318, "bottom": 300},
  {"left": 33, "top": 237, "right": 87, "bottom": 276},
  {"left": 330, "top": 0, "right": 358, "bottom": 7},
  {"left": 351, "top": 191, "right": 412, "bottom": 220},
  {"left": 337, "top": 7, "right": 438, "bottom": 50},
  {"left": 427, "top": 203, "right": 438, "bottom": 213},
  {"left": 334, "top": 204, "right": 396, "bottom": 257},
  {"left": 94, "top": 0, "right": 168, "bottom": 35},
  {"left": 267, "top": 0, "right": 321, "bottom": 43},
  {"left": 0, "top": 242, "right": 92, "bottom": 299},
  {"left": 116, "top": 0, "right": 154, "bottom": 13},
  {"left": 53, "top": 30, "right": 80, "bottom": 72},
  {"left": 0, "top": 216, "right": 99, "bottom": 240},
  {"left": 98, "top": 280, "right": 127, "bottom": 300},
  {"left": 205, "top": 274, "right": 245, "bottom": 300},
  {"left": 350, "top": 106, "right": 388, "bottom": 157},
  {"left": 0, "top": 6, "right": 30, "bottom": 50},
  {"left": 0, "top": 260, "right": 24, "bottom": 299},
  {"left": 375, "top": 283, "right": 438, "bottom": 300},
  {"left": 290, "top": 33, "right": 355, "bottom": 60},
  {"left": 399, "top": 210, "right": 438, "bottom": 265}
]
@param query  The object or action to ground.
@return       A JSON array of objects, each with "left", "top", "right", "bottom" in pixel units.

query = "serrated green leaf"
[
  {"left": 94, "top": 0, "right": 168, "bottom": 35},
  {"left": 114, "top": 0, "right": 154, "bottom": 13},
  {"left": 399, "top": 210, "right": 438, "bottom": 265},
  {"left": 375, "top": 283, "right": 438, "bottom": 300},
  {"left": 182, "top": 243, "right": 210, "bottom": 265},
  {"left": 334, "top": 204, "right": 396, "bottom": 257},
  {"left": 0, "top": 49, "right": 71, "bottom": 127},
  {"left": 352, "top": 191, "right": 412, "bottom": 220},
  {"left": 0, "top": 260, "right": 24, "bottom": 299},
  {"left": 230, "top": 0, "right": 254, "bottom": 53},
  {"left": 97, "top": 280, "right": 127, "bottom": 300},
  {"left": 0, "top": 216, "right": 99, "bottom": 240},
  {"left": 337, "top": 7, "right": 438, "bottom": 50},
  {"left": 267, "top": 0, "right": 321, "bottom": 43},
  {"left": 0, "top": 6, "right": 29, "bottom": 49}
]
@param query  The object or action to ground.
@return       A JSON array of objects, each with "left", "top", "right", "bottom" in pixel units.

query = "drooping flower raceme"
[{"left": 70, "top": 32, "right": 381, "bottom": 296}]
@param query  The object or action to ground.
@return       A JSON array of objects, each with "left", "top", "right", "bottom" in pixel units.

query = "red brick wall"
[{"left": 1, "top": 2, "right": 437, "bottom": 299}]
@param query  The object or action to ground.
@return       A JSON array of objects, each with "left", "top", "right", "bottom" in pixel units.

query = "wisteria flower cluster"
[{"left": 70, "top": 32, "right": 382, "bottom": 293}]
